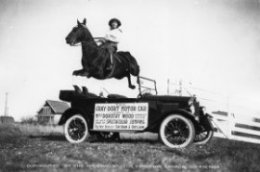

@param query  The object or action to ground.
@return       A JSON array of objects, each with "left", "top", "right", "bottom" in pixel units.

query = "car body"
[{"left": 58, "top": 76, "right": 213, "bottom": 148}]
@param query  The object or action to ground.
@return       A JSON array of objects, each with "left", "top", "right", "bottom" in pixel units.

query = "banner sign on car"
[{"left": 93, "top": 103, "right": 148, "bottom": 131}]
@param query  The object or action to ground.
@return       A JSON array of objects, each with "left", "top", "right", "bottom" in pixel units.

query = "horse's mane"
[{"left": 81, "top": 24, "right": 96, "bottom": 43}]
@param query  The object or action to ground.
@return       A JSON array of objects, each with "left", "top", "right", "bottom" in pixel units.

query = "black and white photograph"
[{"left": 0, "top": 0, "right": 260, "bottom": 171}]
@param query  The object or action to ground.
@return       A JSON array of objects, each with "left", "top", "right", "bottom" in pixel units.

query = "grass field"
[{"left": 0, "top": 123, "right": 260, "bottom": 172}]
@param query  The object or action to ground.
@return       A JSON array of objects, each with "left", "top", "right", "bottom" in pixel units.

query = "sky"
[{"left": 0, "top": 0, "right": 260, "bottom": 121}]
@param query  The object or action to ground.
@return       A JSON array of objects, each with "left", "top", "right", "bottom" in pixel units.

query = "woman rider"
[{"left": 98, "top": 18, "right": 122, "bottom": 70}]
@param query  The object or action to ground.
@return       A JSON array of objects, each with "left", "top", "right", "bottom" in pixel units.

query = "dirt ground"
[{"left": 0, "top": 124, "right": 260, "bottom": 172}]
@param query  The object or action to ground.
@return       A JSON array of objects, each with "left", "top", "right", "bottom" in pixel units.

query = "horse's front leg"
[
  {"left": 73, "top": 69, "right": 83, "bottom": 75},
  {"left": 73, "top": 69, "right": 90, "bottom": 77},
  {"left": 127, "top": 73, "right": 136, "bottom": 89}
]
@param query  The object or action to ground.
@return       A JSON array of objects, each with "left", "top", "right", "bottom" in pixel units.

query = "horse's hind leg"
[
  {"left": 127, "top": 73, "right": 136, "bottom": 89},
  {"left": 137, "top": 76, "right": 140, "bottom": 84}
]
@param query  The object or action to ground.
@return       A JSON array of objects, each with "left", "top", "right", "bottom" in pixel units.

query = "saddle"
[{"left": 99, "top": 43, "right": 121, "bottom": 67}]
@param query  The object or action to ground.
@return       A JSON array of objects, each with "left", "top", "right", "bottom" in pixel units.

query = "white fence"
[
  {"left": 167, "top": 78, "right": 260, "bottom": 144},
  {"left": 211, "top": 111, "right": 260, "bottom": 144}
]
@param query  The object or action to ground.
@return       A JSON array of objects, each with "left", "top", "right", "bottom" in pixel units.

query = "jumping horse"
[{"left": 65, "top": 18, "right": 140, "bottom": 89}]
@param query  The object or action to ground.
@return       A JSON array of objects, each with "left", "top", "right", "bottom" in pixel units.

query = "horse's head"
[{"left": 65, "top": 18, "right": 93, "bottom": 46}]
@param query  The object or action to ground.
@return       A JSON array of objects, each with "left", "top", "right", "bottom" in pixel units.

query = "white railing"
[
  {"left": 167, "top": 78, "right": 260, "bottom": 144},
  {"left": 211, "top": 112, "right": 260, "bottom": 144}
]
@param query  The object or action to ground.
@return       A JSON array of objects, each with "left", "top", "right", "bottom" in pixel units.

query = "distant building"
[
  {"left": 0, "top": 116, "right": 14, "bottom": 124},
  {"left": 37, "top": 100, "right": 70, "bottom": 125}
]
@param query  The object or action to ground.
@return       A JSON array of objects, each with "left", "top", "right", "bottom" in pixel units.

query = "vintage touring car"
[{"left": 58, "top": 76, "right": 213, "bottom": 148}]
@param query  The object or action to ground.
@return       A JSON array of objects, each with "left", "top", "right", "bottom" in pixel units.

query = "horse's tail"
[
  {"left": 118, "top": 51, "right": 140, "bottom": 76},
  {"left": 129, "top": 54, "right": 140, "bottom": 76},
  {"left": 130, "top": 60, "right": 140, "bottom": 76}
]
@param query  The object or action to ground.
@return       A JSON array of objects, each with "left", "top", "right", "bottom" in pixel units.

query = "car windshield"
[{"left": 138, "top": 76, "right": 158, "bottom": 96}]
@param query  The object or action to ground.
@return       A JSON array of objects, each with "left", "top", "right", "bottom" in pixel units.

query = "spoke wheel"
[
  {"left": 64, "top": 115, "right": 89, "bottom": 143},
  {"left": 160, "top": 114, "right": 195, "bottom": 148},
  {"left": 194, "top": 130, "right": 213, "bottom": 145}
]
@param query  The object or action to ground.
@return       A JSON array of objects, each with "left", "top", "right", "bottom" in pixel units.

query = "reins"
[{"left": 71, "top": 43, "right": 81, "bottom": 47}]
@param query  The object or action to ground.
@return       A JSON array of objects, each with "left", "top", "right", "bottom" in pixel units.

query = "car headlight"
[
  {"left": 188, "top": 98, "right": 194, "bottom": 106},
  {"left": 189, "top": 104, "right": 195, "bottom": 114},
  {"left": 201, "top": 106, "right": 206, "bottom": 113}
]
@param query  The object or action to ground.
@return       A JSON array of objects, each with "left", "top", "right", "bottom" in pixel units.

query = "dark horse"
[{"left": 65, "top": 19, "right": 140, "bottom": 89}]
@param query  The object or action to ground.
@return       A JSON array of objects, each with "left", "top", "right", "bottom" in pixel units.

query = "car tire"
[
  {"left": 194, "top": 130, "right": 213, "bottom": 145},
  {"left": 159, "top": 114, "right": 195, "bottom": 148},
  {"left": 64, "top": 114, "right": 89, "bottom": 143}
]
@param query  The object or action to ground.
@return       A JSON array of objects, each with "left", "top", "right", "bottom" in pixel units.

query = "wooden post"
[
  {"left": 167, "top": 79, "right": 169, "bottom": 95},
  {"left": 4, "top": 92, "right": 8, "bottom": 116}
]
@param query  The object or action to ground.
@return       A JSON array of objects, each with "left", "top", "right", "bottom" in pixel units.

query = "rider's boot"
[{"left": 106, "top": 54, "right": 113, "bottom": 70}]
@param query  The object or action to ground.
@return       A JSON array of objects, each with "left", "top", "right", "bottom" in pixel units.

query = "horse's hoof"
[
  {"left": 72, "top": 71, "right": 78, "bottom": 75},
  {"left": 80, "top": 71, "right": 90, "bottom": 77},
  {"left": 129, "top": 85, "right": 136, "bottom": 89}
]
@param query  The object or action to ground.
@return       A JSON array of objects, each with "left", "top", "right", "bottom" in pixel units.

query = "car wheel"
[
  {"left": 159, "top": 114, "right": 195, "bottom": 148},
  {"left": 64, "top": 115, "right": 89, "bottom": 143},
  {"left": 98, "top": 132, "right": 120, "bottom": 141},
  {"left": 194, "top": 130, "right": 213, "bottom": 145}
]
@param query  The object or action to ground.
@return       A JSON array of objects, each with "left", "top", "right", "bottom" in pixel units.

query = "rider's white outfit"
[
  {"left": 105, "top": 28, "right": 122, "bottom": 44},
  {"left": 104, "top": 28, "right": 122, "bottom": 68}
]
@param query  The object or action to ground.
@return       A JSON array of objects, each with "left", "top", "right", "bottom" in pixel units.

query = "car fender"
[
  {"left": 200, "top": 113, "right": 214, "bottom": 131},
  {"left": 58, "top": 108, "right": 89, "bottom": 126},
  {"left": 148, "top": 109, "right": 198, "bottom": 132},
  {"left": 161, "top": 109, "right": 199, "bottom": 127}
]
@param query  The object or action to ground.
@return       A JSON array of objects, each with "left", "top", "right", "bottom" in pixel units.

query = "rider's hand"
[{"left": 100, "top": 38, "right": 106, "bottom": 43}]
